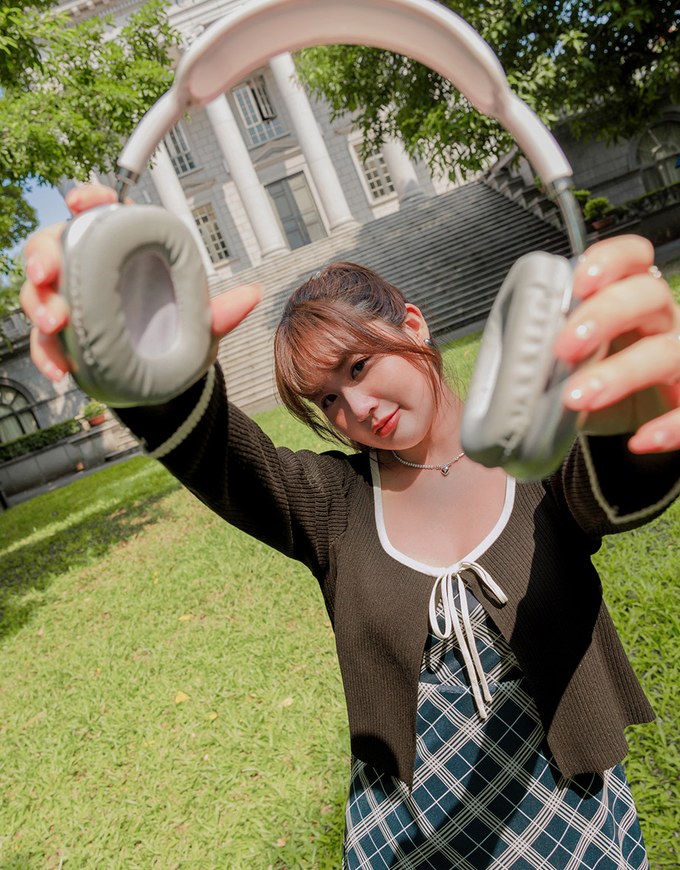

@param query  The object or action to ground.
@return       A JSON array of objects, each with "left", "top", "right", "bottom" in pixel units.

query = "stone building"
[{"left": 2, "top": 0, "right": 679, "bottom": 503}]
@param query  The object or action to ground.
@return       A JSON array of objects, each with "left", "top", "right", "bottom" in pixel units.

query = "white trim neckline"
[{"left": 369, "top": 451, "right": 516, "bottom": 577}]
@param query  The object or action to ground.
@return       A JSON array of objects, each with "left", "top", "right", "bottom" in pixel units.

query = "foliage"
[
  {"left": 0, "top": 182, "right": 37, "bottom": 277},
  {"left": 0, "top": 256, "right": 25, "bottom": 319},
  {"left": 0, "top": 418, "right": 81, "bottom": 462},
  {"left": 295, "top": 0, "right": 679, "bottom": 180},
  {"left": 572, "top": 189, "right": 591, "bottom": 208},
  {"left": 0, "top": 0, "right": 179, "bottom": 255},
  {"left": 81, "top": 399, "right": 107, "bottom": 420},
  {"left": 583, "top": 195, "right": 614, "bottom": 223}
]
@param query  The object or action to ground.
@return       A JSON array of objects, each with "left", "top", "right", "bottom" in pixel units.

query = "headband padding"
[{"left": 59, "top": 204, "right": 216, "bottom": 407}]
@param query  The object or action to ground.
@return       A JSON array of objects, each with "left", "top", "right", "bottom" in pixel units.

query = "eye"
[
  {"left": 351, "top": 358, "right": 368, "bottom": 379},
  {"left": 321, "top": 393, "right": 337, "bottom": 410}
]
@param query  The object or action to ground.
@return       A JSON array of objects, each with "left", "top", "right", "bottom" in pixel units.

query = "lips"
[{"left": 374, "top": 408, "right": 399, "bottom": 438}]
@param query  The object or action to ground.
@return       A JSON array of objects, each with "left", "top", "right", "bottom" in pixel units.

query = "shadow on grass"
[{"left": 0, "top": 479, "right": 180, "bottom": 643}]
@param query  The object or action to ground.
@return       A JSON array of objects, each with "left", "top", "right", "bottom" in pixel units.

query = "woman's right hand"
[{"left": 20, "top": 183, "right": 262, "bottom": 384}]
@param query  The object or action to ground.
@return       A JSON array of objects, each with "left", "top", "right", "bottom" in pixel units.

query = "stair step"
[{"left": 204, "top": 181, "right": 571, "bottom": 413}]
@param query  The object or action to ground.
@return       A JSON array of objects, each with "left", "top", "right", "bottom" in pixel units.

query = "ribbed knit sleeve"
[
  {"left": 115, "top": 364, "right": 355, "bottom": 584},
  {"left": 548, "top": 434, "right": 680, "bottom": 538}
]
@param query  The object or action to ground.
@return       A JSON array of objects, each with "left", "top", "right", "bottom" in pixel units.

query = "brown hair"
[{"left": 274, "top": 262, "right": 444, "bottom": 449}]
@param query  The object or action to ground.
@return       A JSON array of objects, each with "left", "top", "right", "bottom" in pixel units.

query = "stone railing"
[{"left": 623, "top": 181, "right": 680, "bottom": 220}]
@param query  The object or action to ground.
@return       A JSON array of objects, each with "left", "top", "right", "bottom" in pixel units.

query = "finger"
[
  {"left": 573, "top": 234, "right": 655, "bottom": 301},
  {"left": 554, "top": 270, "right": 676, "bottom": 362},
  {"left": 65, "top": 183, "right": 118, "bottom": 215},
  {"left": 564, "top": 332, "right": 680, "bottom": 413},
  {"left": 210, "top": 284, "right": 263, "bottom": 337},
  {"left": 23, "top": 222, "right": 66, "bottom": 289},
  {"left": 21, "top": 228, "right": 72, "bottom": 334},
  {"left": 628, "top": 406, "right": 680, "bottom": 454},
  {"left": 30, "top": 326, "right": 70, "bottom": 382}
]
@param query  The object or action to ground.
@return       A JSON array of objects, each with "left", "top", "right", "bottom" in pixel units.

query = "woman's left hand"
[{"left": 553, "top": 234, "right": 680, "bottom": 454}]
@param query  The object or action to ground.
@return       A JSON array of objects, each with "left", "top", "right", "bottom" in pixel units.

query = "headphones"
[{"left": 58, "top": 0, "right": 587, "bottom": 479}]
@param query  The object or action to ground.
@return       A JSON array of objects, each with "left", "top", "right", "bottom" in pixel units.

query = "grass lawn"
[{"left": 1, "top": 276, "right": 679, "bottom": 868}]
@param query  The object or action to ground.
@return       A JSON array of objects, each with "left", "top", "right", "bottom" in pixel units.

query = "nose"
[{"left": 345, "top": 387, "right": 377, "bottom": 423}]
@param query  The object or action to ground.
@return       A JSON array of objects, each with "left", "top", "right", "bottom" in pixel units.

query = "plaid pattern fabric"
[{"left": 343, "top": 594, "right": 648, "bottom": 869}]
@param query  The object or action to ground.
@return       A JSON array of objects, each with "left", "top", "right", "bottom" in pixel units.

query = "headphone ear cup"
[
  {"left": 59, "top": 204, "right": 216, "bottom": 407},
  {"left": 461, "top": 251, "right": 578, "bottom": 479}
]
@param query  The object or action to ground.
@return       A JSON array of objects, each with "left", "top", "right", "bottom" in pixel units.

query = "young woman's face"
[{"left": 313, "top": 351, "right": 439, "bottom": 452}]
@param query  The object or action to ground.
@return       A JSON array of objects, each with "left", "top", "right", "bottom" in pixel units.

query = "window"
[
  {"left": 233, "top": 75, "right": 284, "bottom": 146},
  {"left": 637, "top": 121, "right": 680, "bottom": 191},
  {"left": 354, "top": 145, "right": 395, "bottom": 201},
  {"left": 164, "top": 122, "right": 196, "bottom": 176},
  {"left": 0, "top": 384, "right": 39, "bottom": 444},
  {"left": 193, "top": 204, "right": 230, "bottom": 263}
]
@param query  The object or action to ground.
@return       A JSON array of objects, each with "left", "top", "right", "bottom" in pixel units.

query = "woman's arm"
[
  {"left": 115, "top": 363, "right": 353, "bottom": 578},
  {"left": 20, "top": 183, "right": 352, "bottom": 578}
]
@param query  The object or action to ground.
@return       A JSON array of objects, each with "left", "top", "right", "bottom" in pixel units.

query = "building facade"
[
  {"left": 61, "top": 0, "right": 462, "bottom": 281},
  {"left": 2, "top": 0, "right": 679, "bottom": 499}
]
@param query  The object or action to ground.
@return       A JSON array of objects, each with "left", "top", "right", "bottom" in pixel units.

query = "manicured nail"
[
  {"left": 574, "top": 320, "right": 596, "bottom": 341},
  {"left": 651, "top": 429, "right": 669, "bottom": 447},
  {"left": 36, "top": 305, "right": 59, "bottom": 332},
  {"left": 44, "top": 361, "right": 65, "bottom": 382},
  {"left": 568, "top": 376, "right": 606, "bottom": 408},
  {"left": 26, "top": 256, "right": 47, "bottom": 285}
]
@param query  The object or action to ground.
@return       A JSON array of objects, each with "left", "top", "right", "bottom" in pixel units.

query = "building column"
[
  {"left": 205, "top": 95, "right": 288, "bottom": 257},
  {"left": 381, "top": 139, "right": 427, "bottom": 204},
  {"left": 149, "top": 141, "right": 216, "bottom": 277},
  {"left": 269, "top": 52, "right": 355, "bottom": 230}
]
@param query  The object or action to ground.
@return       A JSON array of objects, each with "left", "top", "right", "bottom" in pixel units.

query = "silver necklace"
[{"left": 391, "top": 449, "right": 465, "bottom": 477}]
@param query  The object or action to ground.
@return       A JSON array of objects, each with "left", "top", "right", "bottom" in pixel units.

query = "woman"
[{"left": 21, "top": 184, "right": 680, "bottom": 867}]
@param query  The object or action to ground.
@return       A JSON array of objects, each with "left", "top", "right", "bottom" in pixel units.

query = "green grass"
[{"left": 1, "top": 292, "right": 679, "bottom": 867}]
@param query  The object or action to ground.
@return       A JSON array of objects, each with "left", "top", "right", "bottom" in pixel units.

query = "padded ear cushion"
[
  {"left": 461, "top": 251, "right": 578, "bottom": 480},
  {"left": 58, "top": 204, "right": 216, "bottom": 407}
]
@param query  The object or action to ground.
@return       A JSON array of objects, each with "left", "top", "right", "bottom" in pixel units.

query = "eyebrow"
[{"left": 300, "top": 356, "right": 351, "bottom": 403}]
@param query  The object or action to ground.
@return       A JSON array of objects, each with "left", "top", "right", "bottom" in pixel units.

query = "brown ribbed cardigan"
[{"left": 118, "top": 365, "right": 680, "bottom": 787}]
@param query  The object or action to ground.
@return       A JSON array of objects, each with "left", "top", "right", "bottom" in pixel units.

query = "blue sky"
[
  {"left": 26, "top": 184, "right": 71, "bottom": 230},
  {"left": 4, "top": 184, "right": 71, "bottom": 261}
]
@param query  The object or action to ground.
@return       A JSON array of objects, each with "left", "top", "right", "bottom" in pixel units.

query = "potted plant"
[
  {"left": 573, "top": 189, "right": 591, "bottom": 210},
  {"left": 81, "top": 398, "right": 108, "bottom": 427},
  {"left": 584, "top": 196, "right": 616, "bottom": 231}
]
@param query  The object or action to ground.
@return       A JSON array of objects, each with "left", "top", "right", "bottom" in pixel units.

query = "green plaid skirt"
[{"left": 343, "top": 596, "right": 648, "bottom": 869}]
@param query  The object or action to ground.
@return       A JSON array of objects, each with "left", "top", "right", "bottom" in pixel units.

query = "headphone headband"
[{"left": 117, "top": 0, "right": 575, "bottom": 209}]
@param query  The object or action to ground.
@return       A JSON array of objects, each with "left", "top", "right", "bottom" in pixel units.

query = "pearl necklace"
[{"left": 391, "top": 449, "right": 465, "bottom": 476}]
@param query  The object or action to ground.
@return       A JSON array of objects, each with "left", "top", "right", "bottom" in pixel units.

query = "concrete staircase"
[{"left": 211, "top": 180, "right": 571, "bottom": 413}]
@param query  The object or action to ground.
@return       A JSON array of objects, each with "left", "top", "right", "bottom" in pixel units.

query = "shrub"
[
  {"left": 584, "top": 196, "right": 614, "bottom": 223},
  {"left": 0, "top": 419, "right": 82, "bottom": 462},
  {"left": 572, "top": 189, "right": 591, "bottom": 208},
  {"left": 81, "top": 399, "right": 107, "bottom": 420}
]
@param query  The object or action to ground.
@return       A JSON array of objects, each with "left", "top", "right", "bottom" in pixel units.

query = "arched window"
[
  {"left": 0, "top": 383, "right": 39, "bottom": 444},
  {"left": 637, "top": 121, "right": 680, "bottom": 192}
]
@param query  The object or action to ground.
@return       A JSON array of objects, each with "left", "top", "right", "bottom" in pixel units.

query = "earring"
[{"left": 424, "top": 337, "right": 434, "bottom": 348}]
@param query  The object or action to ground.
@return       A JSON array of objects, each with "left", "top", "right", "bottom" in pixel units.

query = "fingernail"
[
  {"left": 44, "top": 362, "right": 65, "bottom": 382},
  {"left": 574, "top": 320, "right": 596, "bottom": 340},
  {"left": 651, "top": 429, "right": 669, "bottom": 447},
  {"left": 568, "top": 376, "right": 606, "bottom": 408},
  {"left": 572, "top": 320, "right": 600, "bottom": 355},
  {"left": 26, "top": 256, "right": 47, "bottom": 285},
  {"left": 36, "top": 305, "right": 59, "bottom": 332}
]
